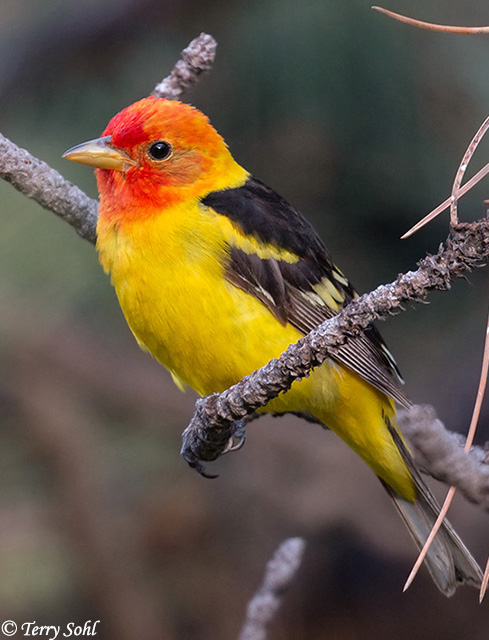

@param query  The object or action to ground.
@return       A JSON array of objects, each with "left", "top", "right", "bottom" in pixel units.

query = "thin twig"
[
  {"left": 237, "top": 538, "right": 306, "bottom": 640},
  {"left": 402, "top": 116, "right": 489, "bottom": 239},
  {"left": 481, "top": 556, "right": 489, "bottom": 602},
  {"left": 402, "top": 483, "right": 455, "bottom": 593},
  {"left": 450, "top": 117, "right": 489, "bottom": 226},
  {"left": 152, "top": 33, "right": 217, "bottom": 100},
  {"left": 372, "top": 6, "right": 489, "bottom": 34}
]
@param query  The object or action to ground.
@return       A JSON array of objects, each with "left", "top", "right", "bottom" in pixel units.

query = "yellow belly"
[{"left": 97, "top": 202, "right": 415, "bottom": 501}]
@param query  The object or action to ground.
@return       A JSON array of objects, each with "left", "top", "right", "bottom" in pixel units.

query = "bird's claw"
[
  {"left": 222, "top": 433, "right": 246, "bottom": 454},
  {"left": 222, "top": 419, "right": 247, "bottom": 454},
  {"left": 180, "top": 440, "right": 219, "bottom": 479},
  {"left": 180, "top": 418, "right": 248, "bottom": 477}
]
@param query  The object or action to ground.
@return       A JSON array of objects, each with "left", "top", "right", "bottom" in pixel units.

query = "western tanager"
[{"left": 63, "top": 96, "right": 482, "bottom": 594}]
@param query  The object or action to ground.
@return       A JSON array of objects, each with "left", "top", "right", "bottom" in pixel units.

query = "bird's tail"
[{"left": 382, "top": 427, "right": 482, "bottom": 596}]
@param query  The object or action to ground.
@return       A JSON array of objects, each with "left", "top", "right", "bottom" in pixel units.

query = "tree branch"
[
  {"left": 0, "top": 134, "right": 99, "bottom": 243},
  {"left": 152, "top": 33, "right": 217, "bottom": 100},
  {"left": 398, "top": 405, "right": 489, "bottom": 510},
  {"left": 237, "top": 538, "right": 306, "bottom": 640}
]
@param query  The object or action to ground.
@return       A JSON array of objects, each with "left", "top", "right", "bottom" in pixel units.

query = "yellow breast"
[
  {"left": 96, "top": 199, "right": 414, "bottom": 500},
  {"left": 96, "top": 200, "right": 319, "bottom": 398}
]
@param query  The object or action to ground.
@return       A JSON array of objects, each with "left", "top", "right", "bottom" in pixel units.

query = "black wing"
[{"left": 202, "top": 177, "right": 410, "bottom": 408}]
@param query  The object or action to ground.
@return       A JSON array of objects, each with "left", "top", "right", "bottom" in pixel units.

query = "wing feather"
[{"left": 202, "top": 177, "right": 410, "bottom": 408}]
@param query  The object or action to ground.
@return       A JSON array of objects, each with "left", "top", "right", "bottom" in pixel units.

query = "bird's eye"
[{"left": 148, "top": 141, "right": 172, "bottom": 160}]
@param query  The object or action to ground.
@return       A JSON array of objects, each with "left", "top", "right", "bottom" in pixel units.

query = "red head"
[{"left": 63, "top": 97, "right": 247, "bottom": 223}]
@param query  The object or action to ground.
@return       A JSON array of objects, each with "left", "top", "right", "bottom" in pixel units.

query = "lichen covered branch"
[
  {"left": 237, "top": 538, "right": 306, "bottom": 640},
  {"left": 0, "top": 133, "right": 99, "bottom": 244},
  {"left": 398, "top": 405, "right": 489, "bottom": 510},
  {"left": 152, "top": 33, "right": 217, "bottom": 100}
]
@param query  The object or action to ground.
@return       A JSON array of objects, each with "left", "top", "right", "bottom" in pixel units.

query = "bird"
[{"left": 63, "top": 96, "right": 482, "bottom": 595}]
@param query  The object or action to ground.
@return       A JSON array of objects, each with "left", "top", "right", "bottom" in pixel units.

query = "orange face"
[{"left": 64, "top": 97, "right": 233, "bottom": 218}]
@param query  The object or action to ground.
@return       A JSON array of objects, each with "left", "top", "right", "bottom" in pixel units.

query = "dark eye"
[{"left": 148, "top": 141, "right": 172, "bottom": 160}]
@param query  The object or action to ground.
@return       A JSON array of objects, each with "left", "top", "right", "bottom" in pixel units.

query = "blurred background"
[{"left": 1, "top": 0, "right": 489, "bottom": 638}]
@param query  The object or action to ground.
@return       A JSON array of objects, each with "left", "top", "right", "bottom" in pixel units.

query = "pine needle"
[
  {"left": 404, "top": 291, "right": 489, "bottom": 594},
  {"left": 401, "top": 163, "right": 489, "bottom": 239},
  {"left": 403, "top": 116, "right": 489, "bottom": 593},
  {"left": 372, "top": 7, "right": 489, "bottom": 34}
]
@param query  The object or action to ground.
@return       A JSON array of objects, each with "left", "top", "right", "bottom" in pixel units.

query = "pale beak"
[{"left": 62, "top": 135, "right": 135, "bottom": 171}]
